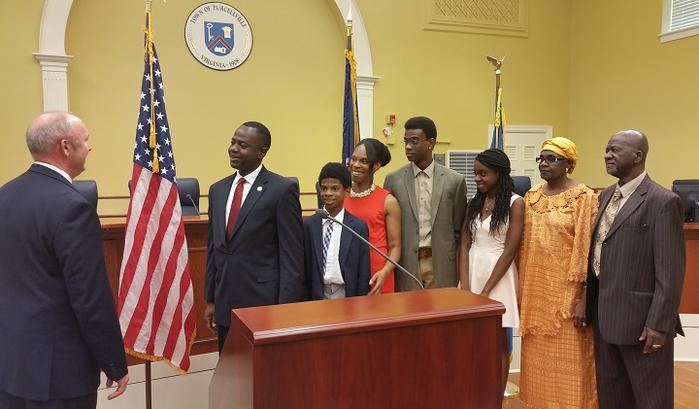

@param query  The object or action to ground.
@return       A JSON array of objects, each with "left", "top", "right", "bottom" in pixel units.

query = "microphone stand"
[
  {"left": 185, "top": 193, "right": 200, "bottom": 216},
  {"left": 316, "top": 209, "right": 424, "bottom": 290}
]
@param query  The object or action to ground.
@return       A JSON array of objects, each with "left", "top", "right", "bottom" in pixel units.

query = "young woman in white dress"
[{"left": 458, "top": 148, "right": 524, "bottom": 394}]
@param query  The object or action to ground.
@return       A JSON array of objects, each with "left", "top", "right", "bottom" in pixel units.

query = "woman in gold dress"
[{"left": 518, "top": 137, "right": 599, "bottom": 408}]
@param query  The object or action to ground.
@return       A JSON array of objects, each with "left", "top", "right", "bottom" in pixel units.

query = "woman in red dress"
[{"left": 344, "top": 139, "right": 401, "bottom": 294}]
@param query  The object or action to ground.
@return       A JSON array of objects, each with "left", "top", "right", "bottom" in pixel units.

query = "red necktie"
[{"left": 226, "top": 177, "right": 246, "bottom": 240}]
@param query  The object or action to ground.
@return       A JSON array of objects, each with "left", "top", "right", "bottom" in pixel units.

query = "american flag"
[{"left": 117, "top": 14, "right": 196, "bottom": 372}]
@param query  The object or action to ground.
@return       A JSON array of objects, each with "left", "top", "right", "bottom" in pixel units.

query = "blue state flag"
[
  {"left": 342, "top": 34, "right": 359, "bottom": 165},
  {"left": 490, "top": 87, "right": 505, "bottom": 150}
]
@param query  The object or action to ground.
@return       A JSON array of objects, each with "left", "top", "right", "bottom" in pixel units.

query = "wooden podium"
[{"left": 209, "top": 288, "right": 504, "bottom": 409}]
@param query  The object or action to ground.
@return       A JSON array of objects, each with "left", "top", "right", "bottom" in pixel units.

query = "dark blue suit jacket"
[
  {"left": 205, "top": 166, "right": 306, "bottom": 326},
  {"left": 303, "top": 210, "right": 371, "bottom": 300},
  {"left": 0, "top": 164, "right": 127, "bottom": 401}
]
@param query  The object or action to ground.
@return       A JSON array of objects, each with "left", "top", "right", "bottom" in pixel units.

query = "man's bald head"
[
  {"left": 605, "top": 129, "right": 649, "bottom": 184},
  {"left": 26, "top": 112, "right": 82, "bottom": 157},
  {"left": 25, "top": 112, "right": 91, "bottom": 178},
  {"left": 613, "top": 130, "right": 649, "bottom": 162}
]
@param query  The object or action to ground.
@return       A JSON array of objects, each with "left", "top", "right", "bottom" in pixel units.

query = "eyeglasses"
[
  {"left": 403, "top": 137, "right": 428, "bottom": 146},
  {"left": 535, "top": 155, "right": 566, "bottom": 164}
]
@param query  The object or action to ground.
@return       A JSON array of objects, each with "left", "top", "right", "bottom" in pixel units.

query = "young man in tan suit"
[{"left": 384, "top": 116, "right": 467, "bottom": 291}]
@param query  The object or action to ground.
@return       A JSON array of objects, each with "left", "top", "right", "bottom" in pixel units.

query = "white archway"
[
  {"left": 34, "top": 0, "right": 378, "bottom": 137},
  {"left": 34, "top": 0, "right": 74, "bottom": 111},
  {"left": 333, "top": 0, "right": 379, "bottom": 139}
]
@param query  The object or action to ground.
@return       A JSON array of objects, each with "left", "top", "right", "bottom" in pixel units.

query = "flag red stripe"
[
  {"left": 145, "top": 201, "right": 186, "bottom": 354},
  {"left": 121, "top": 175, "right": 167, "bottom": 345},
  {"left": 163, "top": 258, "right": 195, "bottom": 363},
  {"left": 118, "top": 170, "right": 161, "bottom": 310},
  {"left": 117, "top": 165, "right": 144, "bottom": 314},
  {"left": 123, "top": 180, "right": 176, "bottom": 347},
  {"left": 176, "top": 307, "right": 197, "bottom": 370}
]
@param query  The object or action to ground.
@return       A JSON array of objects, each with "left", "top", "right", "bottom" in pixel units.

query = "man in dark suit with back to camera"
[
  {"left": 586, "top": 130, "right": 685, "bottom": 409},
  {"left": 0, "top": 112, "right": 129, "bottom": 409},
  {"left": 204, "top": 121, "right": 305, "bottom": 351}
]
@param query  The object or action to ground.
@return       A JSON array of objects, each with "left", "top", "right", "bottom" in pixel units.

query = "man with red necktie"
[{"left": 204, "top": 121, "right": 305, "bottom": 351}]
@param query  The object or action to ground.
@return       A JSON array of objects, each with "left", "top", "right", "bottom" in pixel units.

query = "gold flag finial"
[
  {"left": 145, "top": 1, "right": 159, "bottom": 173},
  {"left": 486, "top": 55, "right": 505, "bottom": 74}
]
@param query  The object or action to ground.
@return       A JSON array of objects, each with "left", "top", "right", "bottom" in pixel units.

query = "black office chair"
[
  {"left": 287, "top": 176, "right": 300, "bottom": 188},
  {"left": 128, "top": 177, "right": 200, "bottom": 216},
  {"left": 512, "top": 176, "right": 532, "bottom": 197},
  {"left": 177, "top": 178, "right": 200, "bottom": 216},
  {"left": 73, "top": 180, "right": 98, "bottom": 209},
  {"left": 314, "top": 181, "right": 322, "bottom": 209}
]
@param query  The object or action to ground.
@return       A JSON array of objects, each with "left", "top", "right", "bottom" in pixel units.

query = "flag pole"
[
  {"left": 486, "top": 55, "right": 505, "bottom": 150},
  {"left": 489, "top": 53, "right": 518, "bottom": 402},
  {"left": 143, "top": 4, "right": 154, "bottom": 408},
  {"left": 145, "top": 361, "right": 152, "bottom": 409},
  {"left": 347, "top": 7, "right": 359, "bottom": 146},
  {"left": 341, "top": 5, "right": 360, "bottom": 164},
  {"left": 486, "top": 55, "right": 503, "bottom": 103},
  {"left": 120, "top": 0, "right": 195, "bottom": 403}
]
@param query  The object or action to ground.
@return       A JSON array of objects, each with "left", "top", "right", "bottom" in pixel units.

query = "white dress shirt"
[
  {"left": 34, "top": 161, "right": 72, "bottom": 183},
  {"left": 616, "top": 170, "right": 647, "bottom": 211},
  {"left": 323, "top": 208, "right": 345, "bottom": 285},
  {"left": 225, "top": 164, "right": 263, "bottom": 227}
]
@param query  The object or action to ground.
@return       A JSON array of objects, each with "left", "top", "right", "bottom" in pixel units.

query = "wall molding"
[{"left": 424, "top": 0, "right": 528, "bottom": 38}]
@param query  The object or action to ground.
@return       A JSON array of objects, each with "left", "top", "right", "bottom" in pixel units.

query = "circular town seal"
[{"left": 184, "top": 3, "right": 253, "bottom": 71}]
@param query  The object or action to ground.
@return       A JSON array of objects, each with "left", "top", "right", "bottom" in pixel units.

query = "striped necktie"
[
  {"left": 321, "top": 219, "right": 334, "bottom": 272},
  {"left": 593, "top": 188, "right": 622, "bottom": 275}
]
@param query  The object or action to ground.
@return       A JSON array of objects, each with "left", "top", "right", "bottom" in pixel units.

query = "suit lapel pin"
[{"left": 256, "top": 186, "right": 263, "bottom": 192}]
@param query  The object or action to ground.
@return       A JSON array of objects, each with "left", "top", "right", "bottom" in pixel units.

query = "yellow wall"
[
  {"left": 2, "top": 0, "right": 694, "bottom": 215},
  {"left": 569, "top": 0, "right": 699, "bottom": 188},
  {"left": 0, "top": 1, "right": 44, "bottom": 180},
  {"left": 65, "top": 0, "right": 345, "bottom": 214},
  {"left": 358, "top": 0, "right": 572, "bottom": 178}
]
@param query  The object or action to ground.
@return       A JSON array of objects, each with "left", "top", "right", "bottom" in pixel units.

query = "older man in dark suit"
[
  {"left": 0, "top": 112, "right": 129, "bottom": 408},
  {"left": 586, "top": 130, "right": 685, "bottom": 409},
  {"left": 204, "top": 121, "right": 305, "bottom": 351}
]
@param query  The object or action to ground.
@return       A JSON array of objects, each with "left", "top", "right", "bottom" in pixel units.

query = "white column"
[
  {"left": 356, "top": 75, "right": 379, "bottom": 139},
  {"left": 35, "top": 0, "right": 74, "bottom": 111},
  {"left": 33, "top": 53, "right": 73, "bottom": 111}
]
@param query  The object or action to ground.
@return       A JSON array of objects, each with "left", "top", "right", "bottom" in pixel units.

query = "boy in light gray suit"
[{"left": 384, "top": 116, "right": 467, "bottom": 291}]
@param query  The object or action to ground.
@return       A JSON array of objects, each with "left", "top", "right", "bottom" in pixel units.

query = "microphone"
[
  {"left": 315, "top": 209, "right": 424, "bottom": 290},
  {"left": 185, "top": 194, "right": 200, "bottom": 216}
]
